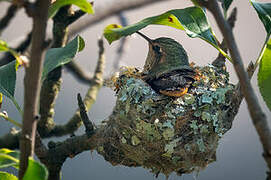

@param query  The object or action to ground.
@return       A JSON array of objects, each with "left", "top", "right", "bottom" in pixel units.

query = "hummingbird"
[{"left": 136, "top": 31, "right": 195, "bottom": 97}]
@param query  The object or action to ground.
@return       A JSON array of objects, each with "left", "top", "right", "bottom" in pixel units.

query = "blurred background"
[{"left": 0, "top": 0, "right": 271, "bottom": 179}]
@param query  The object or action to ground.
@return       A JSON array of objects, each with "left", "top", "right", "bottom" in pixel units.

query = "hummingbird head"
[{"left": 137, "top": 32, "right": 190, "bottom": 79}]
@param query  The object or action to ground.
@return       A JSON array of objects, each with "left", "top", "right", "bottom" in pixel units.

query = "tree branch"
[
  {"left": 38, "top": 5, "right": 84, "bottom": 137},
  {"left": 40, "top": 132, "right": 99, "bottom": 180},
  {"left": 47, "top": 37, "right": 105, "bottom": 137},
  {"left": 203, "top": 0, "right": 271, "bottom": 175},
  {"left": 0, "top": 38, "right": 105, "bottom": 154},
  {"left": 38, "top": 37, "right": 105, "bottom": 138},
  {"left": 37, "top": 6, "right": 70, "bottom": 137},
  {"left": 212, "top": 7, "right": 237, "bottom": 68},
  {"left": 19, "top": 0, "right": 50, "bottom": 178},
  {"left": 0, "top": 38, "right": 105, "bottom": 150},
  {"left": 77, "top": 93, "right": 94, "bottom": 137}
]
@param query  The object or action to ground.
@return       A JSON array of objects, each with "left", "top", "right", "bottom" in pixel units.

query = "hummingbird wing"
[{"left": 147, "top": 68, "right": 195, "bottom": 93}]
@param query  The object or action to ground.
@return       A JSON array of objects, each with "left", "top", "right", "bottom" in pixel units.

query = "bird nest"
[{"left": 96, "top": 64, "right": 240, "bottom": 176}]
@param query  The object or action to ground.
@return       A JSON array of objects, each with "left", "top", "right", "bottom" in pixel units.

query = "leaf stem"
[
  {"left": 0, "top": 112, "right": 22, "bottom": 128},
  {"left": 255, "top": 35, "right": 270, "bottom": 67},
  {"left": 11, "top": 98, "right": 23, "bottom": 117},
  {"left": 201, "top": 37, "right": 233, "bottom": 63},
  {"left": 216, "top": 46, "right": 232, "bottom": 62}
]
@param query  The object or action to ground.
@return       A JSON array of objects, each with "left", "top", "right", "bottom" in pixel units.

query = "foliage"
[
  {"left": 0, "top": 40, "right": 27, "bottom": 114},
  {"left": 250, "top": 1, "right": 271, "bottom": 111},
  {"left": 0, "top": 172, "right": 18, "bottom": 180},
  {"left": 251, "top": 0, "right": 271, "bottom": 38},
  {"left": 0, "top": 61, "right": 21, "bottom": 114},
  {"left": 42, "top": 35, "right": 85, "bottom": 81},
  {"left": 258, "top": 39, "right": 271, "bottom": 111},
  {"left": 103, "top": 1, "right": 271, "bottom": 112},
  {"left": 0, "top": 148, "right": 48, "bottom": 180},
  {"left": 0, "top": 36, "right": 84, "bottom": 119},
  {"left": 103, "top": 7, "right": 231, "bottom": 61},
  {"left": 48, "top": 0, "right": 94, "bottom": 18}
]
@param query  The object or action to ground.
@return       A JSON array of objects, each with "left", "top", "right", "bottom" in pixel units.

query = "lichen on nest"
[{"left": 97, "top": 64, "right": 237, "bottom": 176}]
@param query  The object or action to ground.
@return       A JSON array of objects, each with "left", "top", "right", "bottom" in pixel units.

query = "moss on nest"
[{"left": 97, "top": 65, "right": 238, "bottom": 176}]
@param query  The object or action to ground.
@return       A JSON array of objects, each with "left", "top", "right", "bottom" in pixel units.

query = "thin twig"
[
  {"left": 19, "top": 0, "right": 50, "bottom": 178},
  {"left": 203, "top": 0, "right": 271, "bottom": 176},
  {"left": 0, "top": 112, "right": 22, "bottom": 128},
  {"left": 77, "top": 93, "right": 94, "bottom": 137},
  {"left": 212, "top": 7, "right": 237, "bottom": 68}
]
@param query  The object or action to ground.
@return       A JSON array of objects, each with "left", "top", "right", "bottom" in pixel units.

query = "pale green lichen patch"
[
  {"left": 200, "top": 93, "right": 213, "bottom": 105},
  {"left": 162, "top": 128, "right": 175, "bottom": 140},
  {"left": 131, "top": 135, "right": 141, "bottom": 145},
  {"left": 190, "top": 120, "right": 198, "bottom": 134},
  {"left": 136, "top": 120, "right": 162, "bottom": 142},
  {"left": 163, "top": 138, "right": 180, "bottom": 157},
  {"left": 162, "top": 120, "right": 174, "bottom": 129},
  {"left": 201, "top": 111, "right": 212, "bottom": 122},
  {"left": 183, "top": 94, "right": 195, "bottom": 105},
  {"left": 196, "top": 138, "right": 206, "bottom": 152},
  {"left": 199, "top": 124, "right": 209, "bottom": 134},
  {"left": 121, "top": 137, "right": 127, "bottom": 144},
  {"left": 97, "top": 146, "right": 104, "bottom": 153},
  {"left": 98, "top": 65, "right": 238, "bottom": 177}
]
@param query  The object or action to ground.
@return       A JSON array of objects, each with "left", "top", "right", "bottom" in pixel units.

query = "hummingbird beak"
[{"left": 136, "top": 31, "right": 154, "bottom": 45}]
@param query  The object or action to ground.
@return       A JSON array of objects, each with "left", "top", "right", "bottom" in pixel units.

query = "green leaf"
[
  {"left": 0, "top": 149, "right": 20, "bottom": 169},
  {"left": 48, "top": 0, "right": 94, "bottom": 19},
  {"left": 190, "top": 0, "right": 201, "bottom": 7},
  {"left": 23, "top": 158, "right": 48, "bottom": 180},
  {"left": 42, "top": 36, "right": 85, "bottom": 81},
  {"left": 0, "top": 61, "right": 22, "bottom": 114},
  {"left": 258, "top": 38, "right": 271, "bottom": 111},
  {"left": 0, "top": 171, "right": 18, "bottom": 180},
  {"left": 0, "top": 40, "right": 9, "bottom": 52},
  {"left": 250, "top": 1, "right": 271, "bottom": 36},
  {"left": 103, "top": 7, "right": 217, "bottom": 46},
  {"left": 0, "top": 150, "right": 48, "bottom": 180},
  {"left": 0, "top": 61, "right": 16, "bottom": 98}
]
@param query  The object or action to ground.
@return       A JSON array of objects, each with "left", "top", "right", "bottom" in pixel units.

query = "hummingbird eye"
[{"left": 153, "top": 45, "right": 162, "bottom": 54}]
